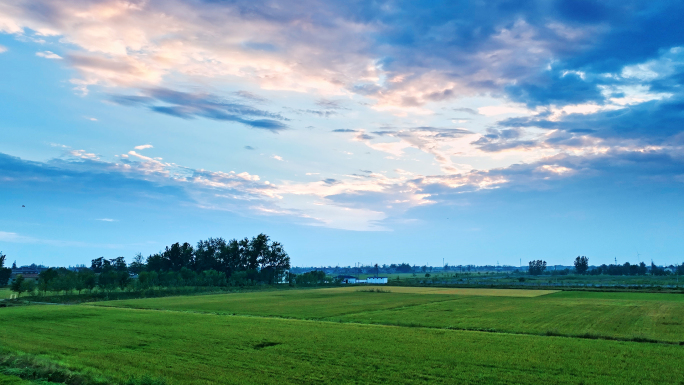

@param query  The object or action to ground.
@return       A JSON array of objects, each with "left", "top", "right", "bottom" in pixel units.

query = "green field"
[
  {"left": 96, "top": 287, "right": 684, "bottom": 343},
  {"left": 0, "top": 289, "right": 12, "bottom": 299},
  {"left": 3, "top": 287, "right": 684, "bottom": 384}
]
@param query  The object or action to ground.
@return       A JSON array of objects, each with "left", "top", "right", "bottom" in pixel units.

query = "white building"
[
  {"left": 339, "top": 275, "right": 357, "bottom": 284},
  {"left": 366, "top": 277, "right": 388, "bottom": 284}
]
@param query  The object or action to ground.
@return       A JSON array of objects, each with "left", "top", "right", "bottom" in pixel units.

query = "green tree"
[
  {"left": 128, "top": 253, "right": 146, "bottom": 275},
  {"left": 574, "top": 256, "right": 589, "bottom": 274},
  {"left": 0, "top": 252, "right": 11, "bottom": 286},
  {"left": 77, "top": 269, "right": 97, "bottom": 293},
  {"left": 117, "top": 271, "right": 131, "bottom": 290},
  {"left": 110, "top": 257, "right": 128, "bottom": 272},
  {"left": 10, "top": 274, "right": 25, "bottom": 297},
  {"left": 38, "top": 268, "right": 59, "bottom": 295},
  {"left": 528, "top": 260, "right": 547, "bottom": 276},
  {"left": 21, "top": 279, "right": 36, "bottom": 296}
]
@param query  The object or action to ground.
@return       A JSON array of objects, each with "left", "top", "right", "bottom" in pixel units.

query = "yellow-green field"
[
  {"left": 332, "top": 286, "right": 556, "bottom": 296},
  {"left": 0, "top": 289, "right": 12, "bottom": 299},
  {"left": 3, "top": 287, "right": 684, "bottom": 384}
]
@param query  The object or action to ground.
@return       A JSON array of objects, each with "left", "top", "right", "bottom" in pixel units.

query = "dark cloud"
[
  {"left": 322, "top": 178, "right": 340, "bottom": 185},
  {"left": 110, "top": 88, "right": 288, "bottom": 131},
  {"left": 505, "top": 71, "right": 606, "bottom": 107},
  {"left": 244, "top": 146, "right": 256, "bottom": 150},
  {"left": 242, "top": 41, "right": 278, "bottom": 52},
  {"left": 332, "top": 129, "right": 358, "bottom": 133},
  {"left": 471, "top": 128, "right": 539, "bottom": 152},
  {"left": 234, "top": 91, "right": 267, "bottom": 103},
  {"left": 296, "top": 109, "right": 337, "bottom": 118},
  {"left": 452, "top": 107, "right": 479, "bottom": 115},
  {"left": 498, "top": 96, "right": 684, "bottom": 145}
]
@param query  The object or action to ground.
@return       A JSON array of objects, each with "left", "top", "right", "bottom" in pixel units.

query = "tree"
[
  {"left": 574, "top": 256, "right": 589, "bottom": 274},
  {"left": 259, "top": 241, "right": 290, "bottom": 284},
  {"left": 21, "top": 279, "right": 36, "bottom": 296},
  {"left": 90, "top": 257, "right": 105, "bottom": 273},
  {"left": 0, "top": 252, "right": 11, "bottom": 286},
  {"left": 128, "top": 253, "right": 146, "bottom": 275},
  {"left": 194, "top": 239, "right": 221, "bottom": 272},
  {"left": 248, "top": 234, "right": 270, "bottom": 271},
  {"left": 117, "top": 271, "right": 131, "bottom": 290},
  {"left": 110, "top": 257, "right": 128, "bottom": 272},
  {"left": 38, "top": 268, "right": 59, "bottom": 295},
  {"left": 10, "top": 274, "right": 25, "bottom": 297},
  {"left": 528, "top": 260, "right": 547, "bottom": 276}
]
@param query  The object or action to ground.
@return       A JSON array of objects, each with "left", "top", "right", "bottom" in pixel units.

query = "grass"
[
  {"left": 329, "top": 292, "right": 684, "bottom": 343},
  {"left": 0, "top": 289, "right": 13, "bottom": 299},
  {"left": 0, "top": 373, "right": 32, "bottom": 385},
  {"left": 92, "top": 288, "right": 462, "bottom": 319},
  {"left": 2, "top": 305, "right": 684, "bottom": 384},
  {"left": 94, "top": 287, "right": 684, "bottom": 343},
  {"left": 5, "top": 287, "right": 684, "bottom": 384}
]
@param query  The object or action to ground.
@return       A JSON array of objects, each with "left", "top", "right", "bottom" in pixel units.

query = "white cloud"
[
  {"left": 35, "top": 50, "right": 62, "bottom": 59},
  {"left": 272, "top": 155, "right": 283, "bottom": 161},
  {"left": 478, "top": 105, "right": 530, "bottom": 116},
  {"left": 134, "top": 144, "right": 153, "bottom": 150},
  {"left": 96, "top": 218, "right": 117, "bottom": 222},
  {"left": 0, "top": 45, "right": 7, "bottom": 53}
]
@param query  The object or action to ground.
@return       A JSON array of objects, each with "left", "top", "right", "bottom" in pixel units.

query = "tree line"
[
  {"left": 8, "top": 234, "right": 292, "bottom": 297},
  {"left": 527, "top": 256, "right": 682, "bottom": 276}
]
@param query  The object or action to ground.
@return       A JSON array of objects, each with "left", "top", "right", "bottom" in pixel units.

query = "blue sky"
[{"left": 2, "top": 0, "right": 684, "bottom": 267}]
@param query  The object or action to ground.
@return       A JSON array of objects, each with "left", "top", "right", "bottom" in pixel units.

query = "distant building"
[
  {"left": 367, "top": 277, "right": 388, "bottom": 284},
  {"left": 338, "top": 275, "right": 357, "bottom": 284},
  {"left": 11, "top": 264, "right": 48, "bottom": 276}
]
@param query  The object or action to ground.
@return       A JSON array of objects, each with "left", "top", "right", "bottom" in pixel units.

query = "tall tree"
[
  {"left": 219, "top": 239, "right": 241, "bottom": 276},
  {"left": 259, "top": 241, "right": 290, "bottom": 284},
  {"left": 0, "top": 252, "right": 11, "bottom": 286},
  {"left": 110, "top": 257, "right": 128, "bottom": 272},
  {"left": 528, "top": 260, "right": 547, "bottom": 276},
  {"left": 146, "top": 253, "right": 169, "bottom": 272},
  {"left": 194, "top": 238, "right": 223, "bottom": 272},
  {"left": 10, "top": 274, "right": 25, "bottom": 297},
  {"left": 574, "top": 256, "right": 589, "bottom": 274},
  {"left": 248, "top": 234, "right": 270, "bottom": 270},
  {"left": 128, "top": 253, "right": 146, "bottom": 274}
]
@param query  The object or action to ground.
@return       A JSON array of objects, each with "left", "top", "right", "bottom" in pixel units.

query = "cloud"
[
  {"left": 96, "top": 218, "right": 117, "bottom": 222},
  {"left": 452, "top": 107, "right": 480, "bottom": 115},
  {"left": 134, "top": 144, "right": 153, "bottom": 150},
  {"left": 272, "top": 155, "right": 283, "bottom": 161},
  {"left": 110, "top": 88, "right": 288, "bottom": 131},
  {"left": 0, "top": 45, "right": 6, "bottom": 53},
  {"left": 36, "top": 51, "right": 62, "bottom": 59},
  {"left": 244, "top": 146, "right": 256, "bottom": 150},
  {"left": 5, "top": 0, "right": 682, "bottom": 111},
  {"left": 332, "top": 129, "right": 358, "bottom": 133},
  {"left": 234, "top": 91, "right": 267, "bottom": 103},
  {"left": 354, "top": 127, "right": 476, "bottom": 173}
]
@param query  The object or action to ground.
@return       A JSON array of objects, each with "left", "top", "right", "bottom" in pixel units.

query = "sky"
[{"left": 1, "top": 0, "right": 684, "bottom": 268}]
